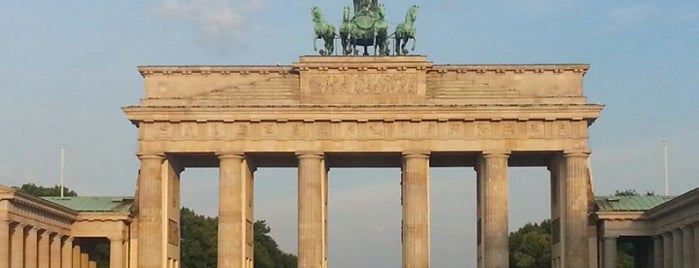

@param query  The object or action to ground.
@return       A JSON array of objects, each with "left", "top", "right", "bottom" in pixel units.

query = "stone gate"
[{"left": 124, "top": 56, "right": 603, "bottom": 268}]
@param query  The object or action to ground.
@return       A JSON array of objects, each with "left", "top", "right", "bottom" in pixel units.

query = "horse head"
[
  {"left": 343, "top": 6, "right": 351, "bottom": 22},
  {"left": 311, "top": 7, "right": 323, "bottom": 23},
  {"left": 407, "top": 5, "right": 418, "bottom": 22}
]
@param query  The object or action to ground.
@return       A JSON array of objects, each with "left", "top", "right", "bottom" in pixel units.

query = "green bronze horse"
[
  {"left": 394, "top": 5, "right": 418, "bottom": 55},
  {"left": 312, "top": 7, "right": 336, "bottom": 55},
  {"left": 339, "top": 6, "right": 353, "bottom": 55}
]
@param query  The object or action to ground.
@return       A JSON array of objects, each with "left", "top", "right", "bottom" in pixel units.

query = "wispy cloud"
[{"left": 157, "top": 0, "right": 263, "bottom": 45}]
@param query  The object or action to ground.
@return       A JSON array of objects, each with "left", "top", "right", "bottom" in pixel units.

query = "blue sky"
[{"left": 1, "top": 0, "right": 698, "bottom": 266}]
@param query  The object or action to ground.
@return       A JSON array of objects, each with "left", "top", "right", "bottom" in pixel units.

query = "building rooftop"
[
  {"left": 594, "top": 195, "right": 675, "bottom": 212},
  {"left": 41, "top": 196, "right": 133, "bottom": 213}
]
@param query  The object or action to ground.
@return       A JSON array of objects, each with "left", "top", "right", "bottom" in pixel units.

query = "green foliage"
[
  {"left": 617, "top": 242, "right": 634, "bottom": 268},
  {"left": 509, "top": 220, "right": 551, "bottom": 268},
  {"left": 181, "top": 207, "right": 218, "bottom": 268},
  {"left": 13, "top": 183, "right": 78, "bottom": 197},
  {"left": 180, "top": 208, "right": 297, "bottom": 268},
  {"left": 254, "top": 220, "right": 297, "bottom": 268}
]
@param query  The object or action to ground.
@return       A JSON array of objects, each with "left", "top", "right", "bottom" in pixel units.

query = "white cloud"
[{"left": 158, "top": 0, "right": 263, "bottom": 44}]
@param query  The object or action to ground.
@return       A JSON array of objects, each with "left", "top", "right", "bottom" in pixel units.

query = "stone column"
[
  {"left": 37, "top": 231, "right": 49, "bottom": 268},
  {"left": 49, "top": 234, "right": 61, "bottom": 268},
  {"left": 401, "top": 152, "right": 430, "bottom": 268},
  {"left": 10, "top": 223, "right": 25, "bottom": 268},
  {"left": 654, "top": 235, "right": 663, "bottom": 268},
  {"left": 297, "top": 153, "right": 325, "bottom": 268},
  {"left": 25, "top": 227, "right": 38, "bottom": 268},
  {"left": 60, "top": 237, "right": 72, "bottom": 268},
  {"left": 0, "top": 220, "right": 9, "bottom": 268},
  {"left": 673, "top": 229, "right": 683, "bottom": 267},
  {"left": 695, "top": 224, "right": 699, "bottom": 268},
  {"left": 80, "top": 253, "right": 89, "bottom": 268},
  {"left": 663, "top": 232, "right": 673, "bottom": 268},
  {"left": 136, "top": 153, "right": 165, "bottom": 268},
  {"left": 72, "top": 242, "right": 82, "bottom": 268},
  {"left": 476, "top": 151, "right": 509, "bottom": 268},
  {"left": 217, "top": 153, "right": 247, "bottom": 268},
  {"left": 110, "top": 237, "right": 125, "bottom": 268},
  {"left": 562, "top": 151, "right": 591, "bottom": 268},
  {"left": 602, "top": 236, "right": 617, "bottom": 268},
  {"left": 681, "top": 226, "right": 694, "bottom": 268}
]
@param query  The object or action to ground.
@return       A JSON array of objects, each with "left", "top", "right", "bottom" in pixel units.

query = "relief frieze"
[
  {"left": 141, "top": 119, "right": 583, "bottom": 142},
  {"left": 306, "top": 73, "right": 418, "bottom": 95}
]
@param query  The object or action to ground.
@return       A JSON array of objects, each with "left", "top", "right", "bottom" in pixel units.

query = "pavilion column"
[
  {"left": 80, "top": 252, "right": 89, "bottom": 268},
  {"left": 401, "top": 152, "right": 430, "bottom": 268},
  {"left": 136, "top": 153, "right": 165, "bottom": 268},
  {"left": 562, "top": 150, "right": 591, "bottom": 268},
  {"left": 37, "top": 231, "right": 49, "bottom": 268},
  {"left": 60, "top": 237, "right": 72, "bottom": 268},
  {"left": 217, "top": 153, "right": 252, "bottom": 268},
  {"left": 602, "top": 236, "right": 617, "bottom": 268},
  {"left": 110, "top": 237, "right": 125, "bottom": 268},
  {"left": 476, "top": 151, "right": 509, "bottom": 268},
  {"left": 0, "top": 220, "right": 9, "bottom": 268},
  {"left": 297, "top": 153, "right": 325, "bottom": 268},
  {"left": 672, "top": 229, "right": 683, "bottom": 267},
  {"left": 663, "top": 232, "right": 673, "bottom": 268},
  {"left": 681, "top": 226, "right": 694, "bottom": 268},
  {"left": 10, "top": 223, "right": 24, "bottom": 268},
  {"left": 49, "top": 234, "right": 61, "bottom": 268},
  {"left": 25, "top": 227, "right": 38, "bottom": 268},
  {"left": 694, "top": 224, "right": 699, "bottom": 268},
  {"left": 72, "top": 243, "right": 81, "bottom": 268},
  {"left": 654, "top": 235, "right": 663, "bottom": 268}
]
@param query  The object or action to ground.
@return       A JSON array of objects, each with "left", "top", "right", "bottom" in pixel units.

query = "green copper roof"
[
  {"left": 595, "top": 195, "right": 674, "bottom": 212},
  {"left": 41, "top": 196, "right": 133, "bottom": 213}
]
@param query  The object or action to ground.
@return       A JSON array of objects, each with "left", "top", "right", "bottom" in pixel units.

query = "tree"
[
  {"left": 509, "top": 220, "right": 551, "bottom": 268},
  {"left": 13, "top": 183, "right": 78, "bottom": 197},
  {"left": 180, "top": 208, "right": 297, "bottom": 268}
]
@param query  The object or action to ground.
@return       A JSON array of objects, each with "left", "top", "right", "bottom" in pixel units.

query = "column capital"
[
  {"left": 217, "top": 152, "right": 245, "bottom": 159},
  {"left": 481, "top": 150, "right": 511, "bottom": 159},
  {"left": 296, "top": 152, "right": 324, "bottom": 159},
  {"left": 563, "top": 150, "right": 591, "bottom": 158},
  {"left": 63, "top": 236, "right": 74, "bottom": 243},
  {"left": 136, "top": 152, "right": 165, "bottom": 160},
  {"left": 108, "top": 236, "right": 125, "bottom": 243},
  {"left": 402, "top": 152, "right": 430, "bottom": 159}
]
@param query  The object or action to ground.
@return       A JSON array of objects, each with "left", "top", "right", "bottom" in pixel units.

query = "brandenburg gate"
[{"left": 124, "top": 56, "right": 603, "bottom": 268}]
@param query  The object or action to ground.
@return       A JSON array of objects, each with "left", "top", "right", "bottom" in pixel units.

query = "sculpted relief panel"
[
  {"left": 142, "top": 120, "right": 587, "bottom": 143},
  {"left": 306, "top": 73, "right": 418, "bottom": 95}
]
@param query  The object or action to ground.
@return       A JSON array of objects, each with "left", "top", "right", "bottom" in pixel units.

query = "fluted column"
[
  {"left": 654, "top": 235, "right": 663, "bottom": 268},
  {"left": 37, "top": 231, "right": 49, "bottom": 268},
  {"left": 49, "top": 234, "right": 61, "bottom": 268},
  {"left": 673, "top": 229, "right": 683, "bottom": 267},
  {"left": 402, "top": 152, "right": 430, "bottom": 268},
  {"left": 10, "top": 223, "right": 24, "bottom": 268},
  {"left": 136, "top": 153, "right": 165, "bottom": 268},
  {"left": 80, "top": 252, "right": 89, "bottom": 268},
  {"left": 218, "top": 153, "right": 247, "bottom": 268},
  {"left": 110, "top": 237, "right": 125, "bottom": 268},
  {"left": 297, "top": 153, "right": 325, "bottom": 268},
  {"left": 25, "top": 227, "right": 38, "bottom": 268},
  {"left": 602, "top": 236, "right": 617, "bottom": 268},
  {"left": 476, "top": 151, "right": 509, "bottom": 268},
  {"left": 563, "top": 151, "right": 591, "bottom": 268},
  {"left": 663, "top": 232, "right": 673, "bottom": 268},
  {"left": 60, "top": 237, "right": 72, "bottom": 268},
  {"left": 682, "top": 226, "right": 694, "bottom": 268},
  {"left": 72, "top": 242, "right": 81, "bottom": 268},
  {"left": 0, "top": 220, "right": 9, "bottom": 268}
]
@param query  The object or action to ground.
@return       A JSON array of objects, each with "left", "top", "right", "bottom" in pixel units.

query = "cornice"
[
  {"left": 0, "top": 186, "right": 78, "bottom": 220},
  {"left": 76, "top": 212, "right": 133, "bottom": 223},
  {"left": 123, "top": 104, "right": 603, "bottom": 124},
  {"left": 430, "top": 64, "right": 589, "bottom": 76},
  {"left": 643, "top": 188, "right": 699, "bottom": 220},
  {"left": 138, "top": 66, "right": 295, "bottom": 77}
]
